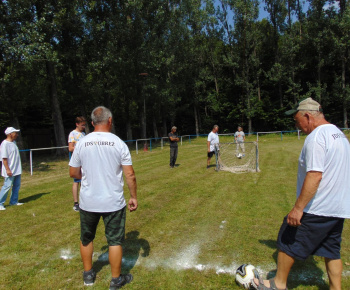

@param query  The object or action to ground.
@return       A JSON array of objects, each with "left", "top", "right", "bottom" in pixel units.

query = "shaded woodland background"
[{"left": 0, "top": 0, "right": 349, "bottom": 152}]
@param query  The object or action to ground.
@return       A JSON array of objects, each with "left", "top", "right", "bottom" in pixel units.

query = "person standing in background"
[
  {"left": 168, "top": 126, "right": 179, "bottom": 168},
  {"left": 0, "top": 127, "right": 23, "bottom": 210},
  {"left": 68, "top": 116, "right": 86, "bottom": 212}
]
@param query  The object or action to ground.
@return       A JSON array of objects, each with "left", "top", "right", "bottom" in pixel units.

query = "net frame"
[{"left": 215, "top": 141, "right": 259, "bottom": 173}]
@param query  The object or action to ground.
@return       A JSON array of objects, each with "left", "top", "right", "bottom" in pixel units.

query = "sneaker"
[
  {"left": 83, "top": 268, "right": 96, "bottom": 286},
  {"left": 109, "top": 274, "right": 133, "bottom": 289},
  {"left": 73, "top": 203, "right": 80, "bottom": 212},
  {"left": 15, "top": 202, "right": 24, "bottom": 206},
  {"left": 0, "top": 205, "right": 6, "bottom": 210}
]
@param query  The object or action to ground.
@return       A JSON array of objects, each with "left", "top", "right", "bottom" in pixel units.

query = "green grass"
[{"left": 1, "top": 135, "right": 350, "bottom": 289}]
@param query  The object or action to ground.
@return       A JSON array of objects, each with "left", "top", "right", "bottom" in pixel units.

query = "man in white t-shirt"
[
  {"left": 0, "top": 127, "right": 23, "bottom": 210},
  {"left": 207, "top": 125, "right": 219, "bottom": 169},
  {"left": 68, "top": 116, "right": 86, "bottom": 212},
  {"left": 253, "top": 98, "right": 350, "bottom": 290},
  {"left": 69, "top": 106, "right": 138, "bottom": 289}
]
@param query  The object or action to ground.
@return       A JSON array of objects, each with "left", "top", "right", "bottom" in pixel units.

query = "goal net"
[{"left": 215, "top": 142, "right": 259, "bottom": 173}]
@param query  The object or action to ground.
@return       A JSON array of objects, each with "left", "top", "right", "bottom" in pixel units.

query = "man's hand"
[
  {"left": 6, "top": 169, "right": 12, "bottom": 177},
  {"left": 287, "top": 206, "right": 303, "bottom": 227},
  {"left": 128, "top": 198, "right": 138, "bottom": 212}
]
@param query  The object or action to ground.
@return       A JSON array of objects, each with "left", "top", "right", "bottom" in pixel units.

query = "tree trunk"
[
  {"left": 141, "top": 97, "right": 147, "bottom": 139},
  {"left": 194, "top": 103, "right": 199, "bottom": 136},
  {"left": 46, "top": 61, "right": 66, "bottom": 156},
  {"left": 12, "top": 116, "right": 27, "bottom": 162},
  {"left": 162, "top": 117, "right": 167, "bottom": 137},
  {"left": 152, "top": 115, "right": 158, "bottom": 138}
]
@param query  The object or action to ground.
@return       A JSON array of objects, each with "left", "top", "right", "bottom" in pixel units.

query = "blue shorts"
[
  {"left": 277, "top": 213, "right": 344, "bottom": 260},
  {"left": 73, "top": 178, "right": 81, "bottom": 183}
]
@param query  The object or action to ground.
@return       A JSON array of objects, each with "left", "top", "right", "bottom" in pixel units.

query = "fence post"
[
  {"left": 30, "top": 150, "right": 33, "bottom": 176},
  {"left": 136, "top": 140, "right": 138, "bottom": 154},
  {"left": 281, "top": 131, "right": 283, "bottom": 141}
]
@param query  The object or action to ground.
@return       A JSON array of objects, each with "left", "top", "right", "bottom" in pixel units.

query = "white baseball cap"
[
  {"left": 285, "top": 98, "right": 322, "bottom": 115},
  {"left": 5, "top": 127, "right": 20, "bottom": 135}
]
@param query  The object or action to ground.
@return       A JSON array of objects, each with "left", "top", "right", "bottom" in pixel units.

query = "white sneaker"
[
  {"left": 15, "top": 203, "right": 24, "bottom": 206},
  {"left": 0, "top": 205, "right": 6, "bottom": 210}
]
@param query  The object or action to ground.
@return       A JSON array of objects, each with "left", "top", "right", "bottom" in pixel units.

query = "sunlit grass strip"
[{"left": 0, "top": 135, "right": 349, "bottom": 289}]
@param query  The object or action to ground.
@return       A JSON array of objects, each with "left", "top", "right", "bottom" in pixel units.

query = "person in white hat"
[{"left": 0, "top": 127, "right": 23, "bottom": 210}]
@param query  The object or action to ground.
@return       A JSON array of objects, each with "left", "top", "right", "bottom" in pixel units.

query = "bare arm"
[
  {"left": 68, "top": 142, "right": 75, "bottom": 152},
  {"left": 287, "top": 171, "right": 322, "bottom": 226},
  {"left": 69, "top": 166, "right": 82, "bottom": 179},
  {"left": 2, "top": 158, "right": 12, "bottom": 176},
  {"left": 207, "top": 141, "right": 211, "bottom": 152},
  {"left": 122, "top": 165, "right": 138, "bottom": 212}
]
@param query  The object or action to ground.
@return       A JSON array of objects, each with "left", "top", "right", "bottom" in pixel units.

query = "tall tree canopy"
[{"left": 1, "top": 0, "right": 349, "bottom": 150}]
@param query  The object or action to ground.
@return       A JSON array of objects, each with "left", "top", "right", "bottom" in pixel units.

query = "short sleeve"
[
  {"left": 305, "top": 137, "right": 326, "bottom": 173},
  {"left": 121, "top": 142, "right": 132, "bottom": 166},
  {"left": 69, "top": 142, "right": 82, "bottom": 167}
]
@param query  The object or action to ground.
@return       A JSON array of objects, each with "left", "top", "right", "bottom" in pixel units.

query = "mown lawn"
[{"left": 0, "top": 134, "right": 349, "bottom": 289}]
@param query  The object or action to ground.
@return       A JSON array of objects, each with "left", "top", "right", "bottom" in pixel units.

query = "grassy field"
[{"left": 1, "top": 134, "right": 350, "bottom": 289}]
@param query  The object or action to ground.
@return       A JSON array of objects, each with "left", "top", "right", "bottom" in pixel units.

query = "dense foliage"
[{"left": 1, "top": 0, "right": 349, "bottom": 148}]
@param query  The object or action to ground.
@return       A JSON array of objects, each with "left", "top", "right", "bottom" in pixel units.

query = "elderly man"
[
  {"left": 168, "top": 126, "right": 179, "bottom": 168},
  {"left": 0, "top": 127, "right": 23, "bottom": 210},
  {"left": 69, "top": 106, "right": 138, "bottom": 289},
  {"left": 253, "top": 98, "right": 350, "bottom": 290},
  {"left": 207, "top": 125, "right": 219, "bottom": 169}
]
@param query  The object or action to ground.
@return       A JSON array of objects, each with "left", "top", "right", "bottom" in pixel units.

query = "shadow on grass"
[
  {"left": 259, "top": 239, "right": 328, "bottom": 289},
  {"left": 19, "top": 192, "right": 51, "bottom": 203},
  {"left": 93, "top": 231, "right": 150, "bottom": 274}
]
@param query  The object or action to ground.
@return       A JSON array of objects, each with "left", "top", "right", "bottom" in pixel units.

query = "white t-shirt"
[
  {"left": 208, "top": 131, "right": 219, "bottom": 152},
  {"left": 297, "top": 124, "right": 350, "bottom": 218},
  {"left": 0, "top": 140, "right": 22, "bottom": 177},
  {"left": 69, "top": 132, "right": 132, "bottom": 212},
  {"left": 235, "top": 131, "right": 245, "bottom": 142}
]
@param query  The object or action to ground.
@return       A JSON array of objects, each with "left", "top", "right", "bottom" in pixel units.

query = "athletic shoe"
[
  {"left": 109, "top": 274, "right": 133, "bottom": 289},
  {"left": 15, "top": 202, "right": 24, "bottom": 206},
  {"left": 83, "top": 268, "right": 96, "bottom": 286},
  {"left": 0, "top": 205, "right": 6, "bottom": 210},
  {"left": 73, "top": 203, "right": 80, "bottom": 212}
]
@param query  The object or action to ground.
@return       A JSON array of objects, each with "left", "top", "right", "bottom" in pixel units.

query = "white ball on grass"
[{"left": 235, "top": 264, "right": 259, "bottom": 289}]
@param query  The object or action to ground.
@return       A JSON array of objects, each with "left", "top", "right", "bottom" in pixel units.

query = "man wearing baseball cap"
[
  {"left": 0, "top": 127, "right": 23, "bottom": 210},
  {"left": 253, "top": 98, "right": 350, "bottom": 290}
]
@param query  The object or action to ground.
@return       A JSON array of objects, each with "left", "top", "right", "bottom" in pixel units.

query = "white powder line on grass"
[
  {"left": 58, "top": 248, "right": 350, "bottom": 280},
  {"left": 60, "top": 249, "right": 74, "bottom": 260}
]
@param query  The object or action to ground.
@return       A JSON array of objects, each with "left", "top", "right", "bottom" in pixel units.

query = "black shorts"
[
  {"left": 80, "top": 207, "right": 126, "bottom": 246},
  {"left": 277, "top": 213, "right": 344, "bottom": 260},
  {"left": 207, "top": 151, "right": 215, "bottom": 158}
]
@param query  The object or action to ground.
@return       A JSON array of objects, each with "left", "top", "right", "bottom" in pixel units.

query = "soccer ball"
[
  {"left": 235, "top": 264, "right": 259, "bottom": 289},
  {"left": 237, "top": 153, "right": 242, "bottom": 159}
]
